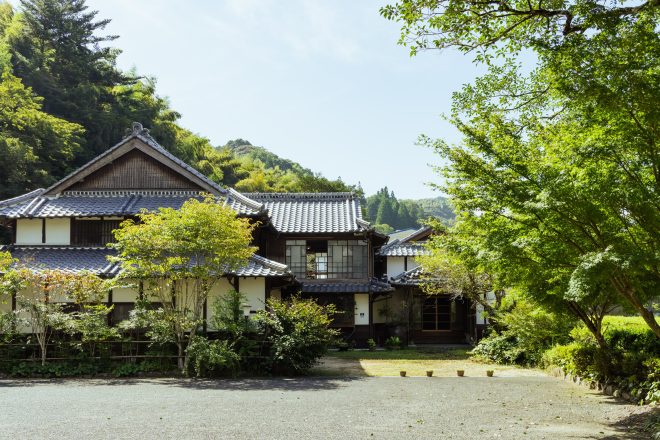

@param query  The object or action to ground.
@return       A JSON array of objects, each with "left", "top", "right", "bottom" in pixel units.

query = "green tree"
[
  {"left": 111, "top": 196, "right": 257, "bottom": 374},
  {"left": 383, "top": 1, "right": 660, "bottom": 339},
  {"left": 0, "top": 71, "right": 83, "bottom": 198},
  {"left": 3, "top": 269, "right": 83, "bottom": 365}
]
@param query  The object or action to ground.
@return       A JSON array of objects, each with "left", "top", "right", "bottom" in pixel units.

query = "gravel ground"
[{"left": 0, "top": 375, "right": 655, "bottom": 439}]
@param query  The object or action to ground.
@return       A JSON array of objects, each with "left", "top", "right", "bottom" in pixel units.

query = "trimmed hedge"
[{"left": 542, "top": 317, "right": 660, "bottom": 404}]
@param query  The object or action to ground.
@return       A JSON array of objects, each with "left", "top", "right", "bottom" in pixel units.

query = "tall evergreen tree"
[{"left": 12, "top": 0, "right": 128, "bottom": 161}]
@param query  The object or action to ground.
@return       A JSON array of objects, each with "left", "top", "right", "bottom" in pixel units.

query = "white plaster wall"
[
  {"left": 206, "top": 278, "right": 236, "bottom": 329},
  {"left": 354, "top": 293, "right": 369, "bottom": 325},
  {"left": 45, "top": 218, "right": 70, "bottom": 245},
  {"left": 408, "top": 257, "right": 420, "bottom": 270},
  {"left": 16, "top": 219, "right": 42, "bottom": 245},
  {"left": 240, "top": 277, "right": 266, "bottom": 313},
  {"left": 112, "top": 286, "right": 139, "bottom": 302},
  {"left": 386, "top": 257, "right": 406, "bottom": 278}
]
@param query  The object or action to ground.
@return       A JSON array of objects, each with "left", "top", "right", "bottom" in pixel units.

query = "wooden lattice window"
[{"left": 422, "top": 296, "right": 452, "bottom": 331}]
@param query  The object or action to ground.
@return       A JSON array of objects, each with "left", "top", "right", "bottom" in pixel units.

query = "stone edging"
[{"left": 548, "top": 367, "right": 653, "bottom": 405}]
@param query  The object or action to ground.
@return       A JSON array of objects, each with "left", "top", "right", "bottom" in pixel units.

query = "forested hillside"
[
  {"left": 0, "top": 0, "right": 356, "bottom": 199},
  {"left": 0, "top": 0, "right": 451, "bottom": 232},
  {"left": 220, "top": 139, "right": 357, "bottom": 193},
  {"left": 365, "top": 188, "right": 454, "bottom": 234}
]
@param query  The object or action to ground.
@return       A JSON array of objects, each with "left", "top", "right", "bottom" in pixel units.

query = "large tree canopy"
[
  {"left": 381, "top": 0, "right": 659, "bottom": 57},
  {"left": 383, "top": 0, "right": 660, "bottom": 338}
]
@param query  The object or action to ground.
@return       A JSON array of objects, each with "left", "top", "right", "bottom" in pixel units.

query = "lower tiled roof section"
[
  {"left": 301, "top": 279, "right": 393, "bottom": 293},
  {"left": 4, "top": 246, "right": 290, "bottom": 278},
  {"left": 233, "top": 254, "right": 290, "bottom": 277},
  {"left": 5, "top": 246, "right": 121, "bottom": 277},
  {"left": 0, "top": 191, "right": 206, "bottom": 218},
  {"left": 390, "top": 266, "right": 424, "bottom": 286},
  {"left": 378, "top": 241, "right": 430, "bottom": 257}
]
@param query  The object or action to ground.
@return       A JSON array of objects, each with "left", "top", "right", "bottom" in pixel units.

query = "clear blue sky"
[{"left": 83, "top": 0, "right": 483, "bottom": 199}]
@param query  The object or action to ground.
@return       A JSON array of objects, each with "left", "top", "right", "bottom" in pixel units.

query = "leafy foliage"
[
  {"left": 255, "top": 297, "right": 339, "bottom": 374},
  {"left": 186, "top": 336, "right": 240, "bottom": 378},
  {"left": 111, "top": 196, "right": 256, "bottom": 374},
  {"left": 471, "top": 296, "right": 574, "bottom": 365},
  {"left": 542, "top": 317, "right": 660, "bottom": 404},
  {"left": 224, "top": 139, "right": 361, "bottom": 193}
]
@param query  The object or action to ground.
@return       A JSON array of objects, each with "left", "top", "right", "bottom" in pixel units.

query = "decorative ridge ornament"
[{"left": 124, "top": 121, "right": 151, "bottom": 139}]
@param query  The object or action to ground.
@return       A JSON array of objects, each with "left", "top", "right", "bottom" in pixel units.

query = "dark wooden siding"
[
  {"left": 69, "top": 150, "right": 202, "bottom": 190},
  {"left": 301, "top": 293, "right": 355, "bottom": 327}
]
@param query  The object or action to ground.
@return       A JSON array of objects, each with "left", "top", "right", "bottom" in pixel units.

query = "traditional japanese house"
[
  {"left": 375, "top": 227, "right": 477, "bottom": 344},
  {"left": 0, "top": 123, "right": 392, "bottom": 344}
]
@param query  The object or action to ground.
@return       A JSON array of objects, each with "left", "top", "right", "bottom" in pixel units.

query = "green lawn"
[
  {"left": 329, "top": 347, "right": 471, "bottom": 361},
  {"left": 314, "top": 347, "right": 541, "bottom": 377}
]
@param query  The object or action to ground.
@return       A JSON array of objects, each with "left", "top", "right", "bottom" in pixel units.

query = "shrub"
[
  {"left": 210, "top": 290, "right": 266, "bottom": 372},
  {"left": 111, "top": 360, "right": 173, "bottom": 378},
  {"left": 499, "top": 299, "right": 574, "bottom": 361},
  {"left": 543, "top": 316, "right": 660, "bottom": 404},
  {"left": 8, "top": 361, "right": 99, "bottom": 378},
  {"left": 367, "top": 338, "right": 376, "bottom": 351},
  {"left": 471, "top": 333, "right": 525, "bottom": 364},
  {"left": 255, "top": 297, "right": 338, "bottom": 375},
  {"left": 185, "top": 336, "right": 240, "bottom": 377},
  {"left": 471, "top": 296, "right": 575, "bottom": 366},
  {"left": 384, "top": 336, "right": 401, "bottom": 350}
]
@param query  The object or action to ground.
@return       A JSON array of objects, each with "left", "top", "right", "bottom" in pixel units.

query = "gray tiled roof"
[
  {"left": 243, "top": 193, "right": 370, "bottom": 233},
  {"left": 390, "top": 266, "right": 424, "bottom": 286},
  {"left": 0, "top": 191, "right": 205, "bottom": 218},
  {"left": 378, "top": 241, "right": 430, "bottom": 257},
  {"left": 301, "top": 279, "right": 393, "bottom": 293},
  {"left": 4, "top": 246, "right": 290, "bottom": 278},
  {"left": 5, "top": 246, "right": 121, "bottom": 276}
]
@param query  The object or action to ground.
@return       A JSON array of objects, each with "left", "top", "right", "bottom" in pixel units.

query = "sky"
[{"left": 80, "top": 0, "right": 484, "bottom": 199}]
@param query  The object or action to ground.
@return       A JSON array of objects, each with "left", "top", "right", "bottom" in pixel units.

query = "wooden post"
[
  {"left": 107, "top": 288, "right": 113, "bottom": 326},
  {"left": 368, "top": 292, "right": 374, "bottom": 340}
]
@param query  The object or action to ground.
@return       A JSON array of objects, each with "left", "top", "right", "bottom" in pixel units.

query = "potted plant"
[
  {"left": 456, "top": 369, "right": 465, "bottom": 377},
  {"left": 426, "top": 370, "right": 433, "bottom": 377},
  {"left": 400, "top": 370, "right": 407, "bottom": 377},
  {"left": 486, "top": 370, "right": 494, "bottom": 377},
  {"left": 367, "top": 338, "right": 376, "bottom": 352}
]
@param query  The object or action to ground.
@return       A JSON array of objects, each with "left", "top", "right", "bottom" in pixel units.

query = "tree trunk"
[
  {"left": 177, "top": 341, "right": 184, "bottom": 373},
  {"left": 635, "top": 300, "right": 660, "bottom": 339},
  {"left": 611, "top": 276, "right": 660, "bottom": 339},
  {"left": 567, "top": 301, "right": 609, "bottom": 351}
]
